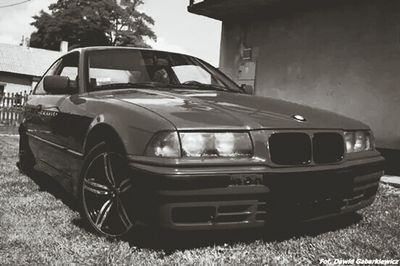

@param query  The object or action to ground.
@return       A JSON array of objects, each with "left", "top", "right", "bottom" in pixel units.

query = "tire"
[
  {"left": 79, "top": 142, "right": 135, "bottom": 237},
  {"left": 17, "top": 127, "right": 35, "bottom": 175}
]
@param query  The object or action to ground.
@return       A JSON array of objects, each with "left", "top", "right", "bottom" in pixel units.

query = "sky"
[{"left": 0, "top": 0, "right": 222, "bottom": 66}]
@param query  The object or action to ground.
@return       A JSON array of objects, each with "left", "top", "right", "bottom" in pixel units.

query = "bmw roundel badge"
[{"left": 292, "top": 114, "right": 306, "bottom": 122}]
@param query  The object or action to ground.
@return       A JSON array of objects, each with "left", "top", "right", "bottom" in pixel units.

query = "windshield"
[{"left": 87, "top": 49, "right": 241, "bottom": 92}]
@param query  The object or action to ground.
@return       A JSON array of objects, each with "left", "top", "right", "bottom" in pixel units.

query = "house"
[
  {"left": 188, "top": 0, "right": 400, "bottom": 155},
  {"left": 0, "top": 42, "right": 64, "bottom": 95}
]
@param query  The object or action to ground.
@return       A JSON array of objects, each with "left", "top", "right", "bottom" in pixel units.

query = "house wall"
[
  {"left": 0, "top": 72, "right": 34, "bottom": 94},
  {"left": 219, "top": 0, "right": 400, "bottom": 150}
]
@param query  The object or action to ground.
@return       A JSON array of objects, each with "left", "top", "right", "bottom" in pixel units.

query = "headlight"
[
  {"left": 344, "top": 131, "right": 374, "bottom": 153},
  {"left": 180, "top": 132, "right": 253, "bottom": 158},
  {"left": 145, "top": 131, "right": 181, "bottom": 158},
  {"left": 179, "top": 132, "right": 206, "bottom": 157}
]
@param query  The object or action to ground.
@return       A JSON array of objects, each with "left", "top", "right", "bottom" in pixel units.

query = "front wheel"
[{"left": 79, "top": 143, "right": 135, "bottom": 237}]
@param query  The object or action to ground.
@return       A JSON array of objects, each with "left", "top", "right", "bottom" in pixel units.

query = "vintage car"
[{"left": 18, "top": 47, "right": 384, "bottom": 237}]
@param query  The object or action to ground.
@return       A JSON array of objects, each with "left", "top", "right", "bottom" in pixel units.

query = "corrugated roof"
[{"left": 0, "top": 43, "right": 62, "bottom": 77}]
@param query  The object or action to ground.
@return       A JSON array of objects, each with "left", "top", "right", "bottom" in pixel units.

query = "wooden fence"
[{"left": 0, "top": 92, "right": 29, "bottom": 127}]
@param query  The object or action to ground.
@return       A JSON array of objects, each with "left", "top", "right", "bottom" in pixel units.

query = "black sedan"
[{"left": 18, "top": 47, "right": 384, "bottom": 237}]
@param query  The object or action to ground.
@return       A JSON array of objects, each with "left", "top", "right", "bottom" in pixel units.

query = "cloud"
[{"left": 0, "top": 0, "right": 56, "bottom": 45}]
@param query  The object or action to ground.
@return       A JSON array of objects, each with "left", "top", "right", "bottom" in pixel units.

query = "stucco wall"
[
  {"left": 0, "top": 72, "right": 33, "bottom": 94},
  {"left": 219, "top": 0, "right": 400, "bottom": 150}
]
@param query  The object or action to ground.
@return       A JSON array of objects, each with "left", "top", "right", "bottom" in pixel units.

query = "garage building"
[{"left": 188, "top": 0, "right": 400, "bottom": 156}]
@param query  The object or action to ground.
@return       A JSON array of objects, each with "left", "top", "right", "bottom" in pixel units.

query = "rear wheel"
[
  {"left": 17, "top": 127, "right": 35, "bottom": 174},
  {"left": 80, "top": 142, "right": 135, "bottom": 237}
]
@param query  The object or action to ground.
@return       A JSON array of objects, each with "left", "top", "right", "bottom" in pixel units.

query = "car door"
[{"left": 25, "top": 52, "right": 80, "bottom": 177}]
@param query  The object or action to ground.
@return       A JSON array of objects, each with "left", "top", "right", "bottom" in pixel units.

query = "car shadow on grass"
[
  {"left": 124, "top": 213, "right": 362, "bottom": 253},
  {"left": 25, "top": 169, "right": 363, "bottom": 252},
  {"left": 27, "top": 169, "right": 79, "bottom": 212},
  {"left": 26, "top": 169, "right": 101, "bottom": 234}
]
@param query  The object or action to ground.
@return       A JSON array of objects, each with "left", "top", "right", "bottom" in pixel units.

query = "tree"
[{"left": 30, "top": 0, "right": 156, "bottom": 50}]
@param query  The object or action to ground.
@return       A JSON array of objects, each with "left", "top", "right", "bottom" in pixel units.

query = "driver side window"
[
  {"left": 34, "top": 59, "right": 62, "bottom": 95},
  {"left": 34, "top": 52, "right": 79, "bottom": 95},
  {"left": 56, "top": 53, "right": 79, "bottom": 94}
]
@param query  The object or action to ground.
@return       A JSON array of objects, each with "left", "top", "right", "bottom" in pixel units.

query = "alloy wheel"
[{"left": 82, "top": 151, "right": 134, "bottom": 237}]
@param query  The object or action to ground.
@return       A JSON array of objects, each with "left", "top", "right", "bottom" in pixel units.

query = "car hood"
[{"left": 94, "top": 89, "right": 368, "bottom": 131}]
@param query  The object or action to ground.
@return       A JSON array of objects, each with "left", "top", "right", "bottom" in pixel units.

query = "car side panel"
[
  {"left": 54, "top": 96, "right": 176, "bottom": 198},
  {"left": 56, "top": 95, "right": 93, "bottom": 154},
  {"left": 25, "top": 95, "right": 68, "bottom": 168},
  {"left": 79, "top": 96, "right": 177, "bottom": 156}
]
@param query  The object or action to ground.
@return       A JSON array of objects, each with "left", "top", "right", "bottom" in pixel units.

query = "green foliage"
[{"left": 30, "top": 0, "right": 156, "bottom": 51}]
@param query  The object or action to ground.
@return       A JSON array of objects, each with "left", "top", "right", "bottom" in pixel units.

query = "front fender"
[{"left": 82, "top": 97, "right": 176, "bottom": 156}]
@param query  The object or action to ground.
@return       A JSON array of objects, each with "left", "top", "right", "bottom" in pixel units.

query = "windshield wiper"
[
  {"left": 94, "top": 82, "right": 232, "bottom": 92},
  {"left": 178, "top": 83, "right": 230, "bottom": 92},
  {"left": 95, "top": 82, "right": 162, "bottom": 90}
]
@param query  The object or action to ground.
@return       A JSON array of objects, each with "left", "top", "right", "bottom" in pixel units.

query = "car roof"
[{"left": 67, "top": 46, "right": 190, "bottom": 58}]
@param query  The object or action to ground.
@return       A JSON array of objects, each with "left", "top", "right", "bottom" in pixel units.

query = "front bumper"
[{"left": 128, "top": 155, "right": 384, "bottom": 230}]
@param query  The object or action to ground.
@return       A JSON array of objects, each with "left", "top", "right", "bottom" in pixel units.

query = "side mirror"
[
  {"left": 241, "top": 84, "right": 254, "bottom": 95},
  {"left": 43, "top": 76, "right": 70, "bottom": 94}
]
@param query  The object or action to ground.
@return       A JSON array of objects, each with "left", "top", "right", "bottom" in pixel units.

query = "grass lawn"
[{"left": 0, "top": 135, "right": 399, "bottom": 265}]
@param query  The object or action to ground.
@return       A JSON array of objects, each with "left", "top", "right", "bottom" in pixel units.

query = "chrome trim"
[{"left": 27, "top": 132, "right": 84, "bottom": 157}]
